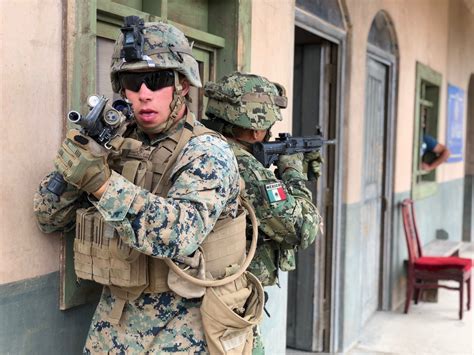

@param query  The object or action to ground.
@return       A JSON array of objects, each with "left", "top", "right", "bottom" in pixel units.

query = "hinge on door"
[{"left": 325, "top": 63, "right": 336, "bottom": 84}]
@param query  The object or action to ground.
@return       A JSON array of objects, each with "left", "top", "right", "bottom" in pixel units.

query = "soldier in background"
[
  {"left": 203, "top": 72, "right": 324, "bottom": 353},
  {"left": 33, "top": 19, "right": 248, "bottom": 353},
  {"left": 420, "top": 107, "right": 450, "bottom": 171}
]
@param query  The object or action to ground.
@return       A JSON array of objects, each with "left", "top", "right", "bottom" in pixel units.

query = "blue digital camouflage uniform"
[{"left": 34, "top": 115, "right": 241, "bottom": 353}]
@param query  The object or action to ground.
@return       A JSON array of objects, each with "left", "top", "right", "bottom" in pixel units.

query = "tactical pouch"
[
  {"left": 200, "top": 272, "right": 264, "bottom": 355},
  {"left": 74, "top": 208, "right": 148, "bottom": 288},
  {"left": 162, "top": 199, "right": 264, "bottom": 353},
  {"left": 201, "top": 210, "right": 247, "bottom": 279},
  {"left": 74, "top": 208, "right": 96, "bottom": 280}
]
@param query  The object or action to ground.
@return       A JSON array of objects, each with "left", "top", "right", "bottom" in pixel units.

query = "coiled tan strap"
[{"left": 163, "top": 198, "right": 258, "bottom": 287}]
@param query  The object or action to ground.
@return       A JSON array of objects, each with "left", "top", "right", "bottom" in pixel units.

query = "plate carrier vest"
[{"left": 73, "top": 112, "right": 247, "bottom": 323}]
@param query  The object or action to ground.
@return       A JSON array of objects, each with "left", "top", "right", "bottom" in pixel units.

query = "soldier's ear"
[
  {"left": 252, "top": 129, "right": 267, "bottom": 143},
  {"left": 251, "top": 130, "right": 260, "bottom": 141}
]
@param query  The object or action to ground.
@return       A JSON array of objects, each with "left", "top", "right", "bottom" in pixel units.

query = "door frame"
[
  {"left": 295, "top": 7, "right": 346, "bottom": 352},
  {"left": 463, "top": 74, "right": 474, "bottom": 242},
  {"left": 366, "top": 43, "right": 398, "bottom": 311}
]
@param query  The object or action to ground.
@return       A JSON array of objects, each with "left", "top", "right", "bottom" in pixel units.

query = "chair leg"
[
  {"left": 467, "top": 277, "right": 471, "bottom": 311},
  {"left": 459, "top": 281, "right": 464, "bottom": 320},
  {"left": 405, "top": 280, "right": 414, "bottom": 314},
  {"left": 414, "top": 288, "right": 420, "bottom": 304}
]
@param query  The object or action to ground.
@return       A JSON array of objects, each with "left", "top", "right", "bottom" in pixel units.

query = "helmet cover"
[
  {"left": 110, "top": 18, "right": 201, "bottom": 93},
  {"left": 204, "top": 72, "right": 287, "bottom": 130}
]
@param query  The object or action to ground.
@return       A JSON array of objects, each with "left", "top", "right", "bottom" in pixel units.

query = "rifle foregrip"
[{"left": 45, "top": 172, "right": 68, "bottom": 202}]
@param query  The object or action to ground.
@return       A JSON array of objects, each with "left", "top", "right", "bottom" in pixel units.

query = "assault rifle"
[
  {"left": 252, "top": 132, "right": 336, "bottom": 168},
  {"left": 46, "top": 95, "right": 133, "bottom": 201}
]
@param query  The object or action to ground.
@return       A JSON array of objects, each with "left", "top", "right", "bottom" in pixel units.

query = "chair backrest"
[{"left": 401, "top": 199, "right": 423, "bottom": 264}]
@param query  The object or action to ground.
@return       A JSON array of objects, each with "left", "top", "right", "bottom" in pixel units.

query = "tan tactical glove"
[
  {"left": 54, "top": 129, "right": 110, "bottom": 193},
  {"left": 304, "top": 150, "right": 324, "bottom": 181}
]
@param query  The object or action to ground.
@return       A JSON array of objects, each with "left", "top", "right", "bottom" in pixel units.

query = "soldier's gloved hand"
[
  {"left": 54, "top": 129, "right": 111, "bottom": 194},
  {"left": 304, "top": 151, "right": 324, "bottom": 181},
  {"left": 277, "top": 152, "right": 304, "bottom": 177}
]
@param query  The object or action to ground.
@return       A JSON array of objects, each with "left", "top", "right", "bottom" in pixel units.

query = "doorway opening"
[{"left": 286, "top": 24, "right": 338, "bottom": 353}]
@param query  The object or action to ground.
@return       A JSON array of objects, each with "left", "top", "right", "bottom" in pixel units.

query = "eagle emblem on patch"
[{"left": 264, "top": 182, "right": 287, "bottom": 203}]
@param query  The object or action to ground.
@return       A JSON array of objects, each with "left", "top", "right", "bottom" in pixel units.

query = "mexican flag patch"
[{"left": 264, "top": 182, "right": 287, "bottom": 203}]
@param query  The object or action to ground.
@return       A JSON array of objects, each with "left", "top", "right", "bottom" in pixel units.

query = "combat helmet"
[
  {"left": 204, "top": 72, "right": 287, "bottom": 130},
  {"left": 110, "top": 16, "right": 201, "bottom": 93}
]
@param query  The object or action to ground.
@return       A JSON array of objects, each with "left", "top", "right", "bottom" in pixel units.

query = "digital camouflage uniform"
[
  {"left": 204, "top": 72, "right": 324, "bottom": 354},
  {"left": 34, "top": 19, "right": 241, "bottom": 354}
]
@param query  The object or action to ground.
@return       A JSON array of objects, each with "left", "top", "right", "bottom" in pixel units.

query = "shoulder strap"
[
  {"left": 154, "top": 111, "right": 227, "bottom": 195},
  {"left": 192, "top": 121, "right": 224, "bottom": 140},
  {"left": 152, "top": 111, "right": 195, "bottom": 194}
]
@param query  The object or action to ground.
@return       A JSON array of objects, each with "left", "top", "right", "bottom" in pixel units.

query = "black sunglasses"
[{"left": 119, "top": 70, "right": 175, "bottom": 92}]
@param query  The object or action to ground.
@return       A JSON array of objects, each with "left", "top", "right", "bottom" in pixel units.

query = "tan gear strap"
[
  {"left": 108, "top": 285, "right": 148, "bottom": 324},
  {"left": 152, "top": 111, "right": 194, "bottom": 195},
  {"left": 145, "top": 258, "right": 171, "bottom": 293},
  {"left": 241, "top": 92, "right": 288, "bottom": 108},
  {"left": 163, "top": 198, "right": 258, "bottom": 287},
  {"left": 114, "top": 137, "right": 143, "bottom": 151},
  {"left": 167, "top": 71, "right": 185, "bottom": 125}
]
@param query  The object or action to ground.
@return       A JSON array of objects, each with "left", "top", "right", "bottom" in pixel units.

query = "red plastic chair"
[{"left": 401, "top": 198, "right": 472, "bottom": 319}]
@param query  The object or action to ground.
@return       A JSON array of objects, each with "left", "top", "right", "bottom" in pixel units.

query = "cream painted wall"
[
  {"left": 250, "top": 0, "right": 295, "bottom": 134},
  {"left": 344, "top": 0, "right": 473, "bottom": 203},
  {"left": 0, "top": 1, "right": 64, "bottom": 283},
  {"left": 249, "top": 1, "right": 295, "bottom": 352}
]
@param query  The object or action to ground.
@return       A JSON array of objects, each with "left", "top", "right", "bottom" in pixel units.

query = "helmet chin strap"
[{"left": 137, "top": 71, "right": 186, "bottom": 135}]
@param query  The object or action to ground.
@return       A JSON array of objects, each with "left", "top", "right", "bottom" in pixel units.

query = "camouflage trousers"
[
  {"left": 252, "top": 326, "right": 265, "bottom": 355},
  {"left": 84, "top": 287, "right": 207, "bottom": 354}
]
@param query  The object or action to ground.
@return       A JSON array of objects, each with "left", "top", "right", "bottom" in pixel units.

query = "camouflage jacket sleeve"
[
  {"left": 279, "top": 165, "right": 322, "bottom": 249},
  {"left": 94, "top": 135, "right": 240, "bottom": 258},
  {"left": 231, "top": 141, "right": 322, "bottom": 249},
  {"left": 33, "top": 171, "right": 90, "bottom": 233}
]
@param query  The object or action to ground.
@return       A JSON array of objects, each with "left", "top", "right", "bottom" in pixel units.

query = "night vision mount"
[{"left": 120, "top": 16, "right": 145, "bottom": 62}]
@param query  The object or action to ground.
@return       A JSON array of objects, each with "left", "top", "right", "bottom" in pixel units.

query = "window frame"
[{"left": 411, "top": 62, "right": 442, "bottom": 200}]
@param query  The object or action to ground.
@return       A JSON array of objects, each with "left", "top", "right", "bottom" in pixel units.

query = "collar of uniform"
[
  {"left": 135, "top": 116, "right": 189, "bottom": 146},
  {"left": 228, "top": 137, "right": 253, "bottom": 153}
]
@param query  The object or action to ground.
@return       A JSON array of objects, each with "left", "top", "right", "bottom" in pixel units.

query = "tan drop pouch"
[
  {"left": 200, "top": 272, "right": 264, "bottom": 355},
  {"left": 74, "top": 208, "right": 147, "bottom": 288}
]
